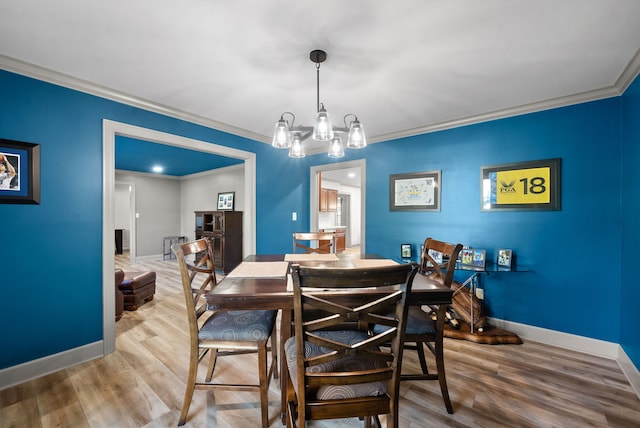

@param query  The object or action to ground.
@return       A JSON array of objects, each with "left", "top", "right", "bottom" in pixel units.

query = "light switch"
[
  {"left": 292, "top": 212, "right": 297, "bottom": 221},
  {"left": 135, "top": 212, "right": 140, "bottom": 218}
]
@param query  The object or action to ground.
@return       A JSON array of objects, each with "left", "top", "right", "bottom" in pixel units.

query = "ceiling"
[{"left": 2, "top": 1, "right": 640, "bottom": 173}]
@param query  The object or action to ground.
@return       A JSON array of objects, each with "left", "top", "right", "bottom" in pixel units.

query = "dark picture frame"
[
  {"left": 497, "top": 249, "right": 513, "bottom": 268},
  {"left": 481, "top": 158, "right": 561, "bottom": 211},
  {"left": 0, "top": 138, "right": 40, "bottom": 204},
  {"left": 217, "top": 191, "right": 235, "bottom": 211},
  {"left": 400, "top": 243, "right": 412, "bottom": 259},
  {"left": 389, "top": 170, "right": 441, "bottom": 211}
]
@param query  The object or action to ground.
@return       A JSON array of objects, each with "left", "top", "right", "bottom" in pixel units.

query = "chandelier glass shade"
[{"left": 272, "top": 50, "right": 366, "bottom": 158}]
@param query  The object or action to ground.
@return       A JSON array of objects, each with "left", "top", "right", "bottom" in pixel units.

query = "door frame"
[
  {"left": 310, "top": 159, "right": 366, "bottom": 253},
  {"left": 102, "top": 119, "right": 257, "bottom": 355}
]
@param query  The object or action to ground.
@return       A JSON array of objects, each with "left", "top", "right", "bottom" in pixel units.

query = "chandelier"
[{"left": 272, "top": 50, "right": 367, "bottom": 158}]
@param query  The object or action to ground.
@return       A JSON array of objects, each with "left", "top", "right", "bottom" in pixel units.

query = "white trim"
[
  {"left": 102, "top": 119, "right": 257, "bottom": 357},
  {"left": 0, "top": 54, "right": 268, "bottom": 144},
  {"left": 0, "top": 341, "right": 103, "bottom": 390},
  {"left": 1, "top": 53, "right": 635, "bottom": 150},
  {"left": 490, "top": 318, "right": 619, "bottom": 359},
  {"left": 619, "top": 347, "right": 640, "bottom": 399}
]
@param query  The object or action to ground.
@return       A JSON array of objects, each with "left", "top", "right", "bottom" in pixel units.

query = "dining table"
[{"left": 204, "top": 253, "right": 454, "bottom": 423}]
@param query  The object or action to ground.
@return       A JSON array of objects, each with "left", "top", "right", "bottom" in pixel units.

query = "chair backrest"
[
  {"left": 172, "top": 238, "right": 218, "bottom": 345},
  {"left": 419, "top": 237, "right": 463, "bottom": 287},
  {"left": 292, "top": 232, "right": 336, "bottom": 254},
  {"left": 289, "top": 262, "right": 418, "bottom": 426}
]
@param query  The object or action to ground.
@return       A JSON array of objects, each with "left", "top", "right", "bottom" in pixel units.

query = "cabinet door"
[
  {"left": 327, "top": 189, "right": 338, "bottom": 212},
  {"left": 320, "top": 188, "right": 328, "bottom": 212}
]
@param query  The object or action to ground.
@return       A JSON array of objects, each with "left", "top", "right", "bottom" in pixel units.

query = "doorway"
[
  {"left": 310, "top": 159, "right": 365, "bottom": 253},
  {"left": 102, "top": 119, "right": 257, "bottom": 356}
]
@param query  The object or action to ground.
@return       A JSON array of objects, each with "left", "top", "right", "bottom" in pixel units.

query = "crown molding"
[
  {"left": 370, "top": 85, "right": 622, "bottom": 144},
  {"left": 0, "top": 54, "right": 269, "bottom": 144},
  {"left": 3, "top": 52, "right": 639, "bottom": 149}
]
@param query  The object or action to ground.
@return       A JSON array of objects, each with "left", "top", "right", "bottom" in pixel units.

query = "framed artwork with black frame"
[
  {"left": 481, "top": 158, "right": 560, "bottom": 211},
  {"left": 389, "top": 170, "right": 441, "bottom": 211},
  {"left": 217, "top": 191, "right": 235, "bottom": 211},
  {"left": 0, "top": 138, "right": 40, "bottom": 204}
]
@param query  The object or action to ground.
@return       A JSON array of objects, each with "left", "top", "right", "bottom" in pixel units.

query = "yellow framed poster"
[{"left": 481, "top": 158, "right": 560, "bottom": 211}]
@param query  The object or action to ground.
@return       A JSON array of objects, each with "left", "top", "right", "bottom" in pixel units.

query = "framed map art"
[{"left": 389, "top": 170, "right": 441, "bottom": 211}]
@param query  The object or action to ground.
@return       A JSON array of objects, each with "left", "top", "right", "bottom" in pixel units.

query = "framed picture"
[
  {"left": 217, "top": 191, "right": 235, "bottom": 211},
  {"left": 481, "top": 158, "right": 560, "bottom": 211},
  {"left": 497, "top": 249, "right": 513, "bottom": 268},
  {"left": 389, "top": 170, "right": 441, "bottom": 211},
  {"left": 400, "top": 243, "right": 412, "bottom": 259},
  {"left": 0, "top": 139, "right": 40, "bottom": 204},
  {"left": 426, "top": 248, "right": 443, "bottom": 267},
  {"left": 460, "top": 248, "right": 486, "bottom": 271}
]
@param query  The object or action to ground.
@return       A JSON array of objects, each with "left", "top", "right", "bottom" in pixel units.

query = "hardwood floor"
[{"left": 1, "top": 254, "right": 639, "bottom": 427}]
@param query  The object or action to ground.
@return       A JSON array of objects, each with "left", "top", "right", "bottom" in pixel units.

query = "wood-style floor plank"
[{"left": 1, "top": 254, "right": 638, "bottom": 427}]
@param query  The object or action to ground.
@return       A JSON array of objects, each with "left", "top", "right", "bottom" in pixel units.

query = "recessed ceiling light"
[
  {"left": 152, "top": 165, "right": 164, "bottom": 173},
  {"left": 348, "top": 172, "right": 356, "bottom": 178}
]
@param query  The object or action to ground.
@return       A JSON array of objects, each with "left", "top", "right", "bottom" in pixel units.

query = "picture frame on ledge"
[
  {"left": 217, "top": 191, "right": 235, "bottom": 211},
  {"left": 400, "top": 243, "right": 412, "bottom": 259},
  {"left": 460, "top": 248, "right": 486, "bottom": 271},
  {"left": 497, "top": 249, "right": 513, "bottom": 269},
  {"left": 0, "top": 138, "right": 40, "bottom": 205}
]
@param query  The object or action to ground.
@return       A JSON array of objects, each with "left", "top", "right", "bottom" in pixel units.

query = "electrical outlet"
[{"left": 475, "top": 288, "right": 485, "bottom": 300}]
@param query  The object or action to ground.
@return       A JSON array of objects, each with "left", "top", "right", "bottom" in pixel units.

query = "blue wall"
[
  {"left": 0, "top": 70, "right": 267, "bottom": 369},
  {"left": 621, "top": 77, "right": 640, "bottom": 366},
  {"left": 0, "top": 68, "right": 638, "bottom": 374}
]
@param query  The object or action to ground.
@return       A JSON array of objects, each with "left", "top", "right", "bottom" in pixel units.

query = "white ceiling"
[{"left": 1, "top": 1, "right": 640, "bottom": 155}]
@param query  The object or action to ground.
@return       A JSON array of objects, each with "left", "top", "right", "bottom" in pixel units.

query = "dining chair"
[
  {"left": 285, "top": 262, "right": 418, "bottom": 428},
  {"left": 172, "top": 238, "right": 278, "bottom": 427},
  {"left": 391, "top": 237, "right": 462, "bottom": 414},
  {"left": 292, "top": 232, "right": 336, "bottom": 254}
]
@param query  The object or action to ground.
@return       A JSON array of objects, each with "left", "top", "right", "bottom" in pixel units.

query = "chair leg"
[
  {"left": 434, "top": 335, "right": 453, "bottom": 414},
  {"left": 179, "top": 352, "right": 199, "bottom": 426},
  {"left": 258, "top": 343, "right": 270, "bottom": 428},
  {"left": 271, "top": 336, "right": 278, "bottom": 380},
  {"left": 416, "top": 342, "right": 429, "bottom": 374},
  {"left": 205, "top": 348, "right": 218, "bottom": 382}
]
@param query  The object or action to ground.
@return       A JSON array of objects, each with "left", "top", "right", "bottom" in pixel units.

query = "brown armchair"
[{"left": 115, "top": 268, "right": 125, "bottom": 321}]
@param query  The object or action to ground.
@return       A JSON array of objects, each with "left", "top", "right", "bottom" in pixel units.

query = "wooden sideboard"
[{"left": 194, "top": 211, "right": 243, "bottom": 274}]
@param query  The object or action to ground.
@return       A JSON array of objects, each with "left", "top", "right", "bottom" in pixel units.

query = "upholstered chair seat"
[
  {"left": 285, "top": 330, "right": 388, "bottom": 400},
  {"left": 199, "top": 310, "right": 276, "bottom": 342}
]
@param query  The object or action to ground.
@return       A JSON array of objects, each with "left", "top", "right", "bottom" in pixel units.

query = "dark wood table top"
[{"left": 205, "top": 254, "right": 454, "bottom": 310}]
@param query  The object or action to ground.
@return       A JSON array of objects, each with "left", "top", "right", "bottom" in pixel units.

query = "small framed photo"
[
  {"left": 400, "top": 244, "right": 412, "bottom": 259},
  {"left": 497, "top": 249, "right": 513, "bottom": 268},
  {"left": 0, "top": 139, "right": 40, "bottom": 204},
  {"left": 217, "top": 191, "right": 235, "bottom": 211},
  {"left": 460, "top": 248, "right": 486, "bottom": 271},
  {"left": 426, "top": 249, "right": 443, "bottom": 267}
]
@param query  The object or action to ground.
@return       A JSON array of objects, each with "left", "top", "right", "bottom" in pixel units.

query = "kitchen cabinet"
[
  {"left": 320, "top": 188, "right": 337, "bottom": 212},
  {"left": 319, "top": 227, "right": 346, "bottom": 252}
]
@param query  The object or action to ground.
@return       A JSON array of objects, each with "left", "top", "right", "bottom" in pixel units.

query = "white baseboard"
[
  {"left": 3, "top": 320, "right": 639, "bottom": 402},
  {"left": 619, "top": 347, "right": 640, "bottom": 399},
  {"left": 135, "top": 253, "right": 164, "bottom": 262},
  {"left": 490, "top": 318, "right": 619, "bottom": 358},
  {"left": 0, "top": 341, "right": 104, "bottom": 391},
  {"left": 491, "top": 318, "right": 640, "bottom": 400}
]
